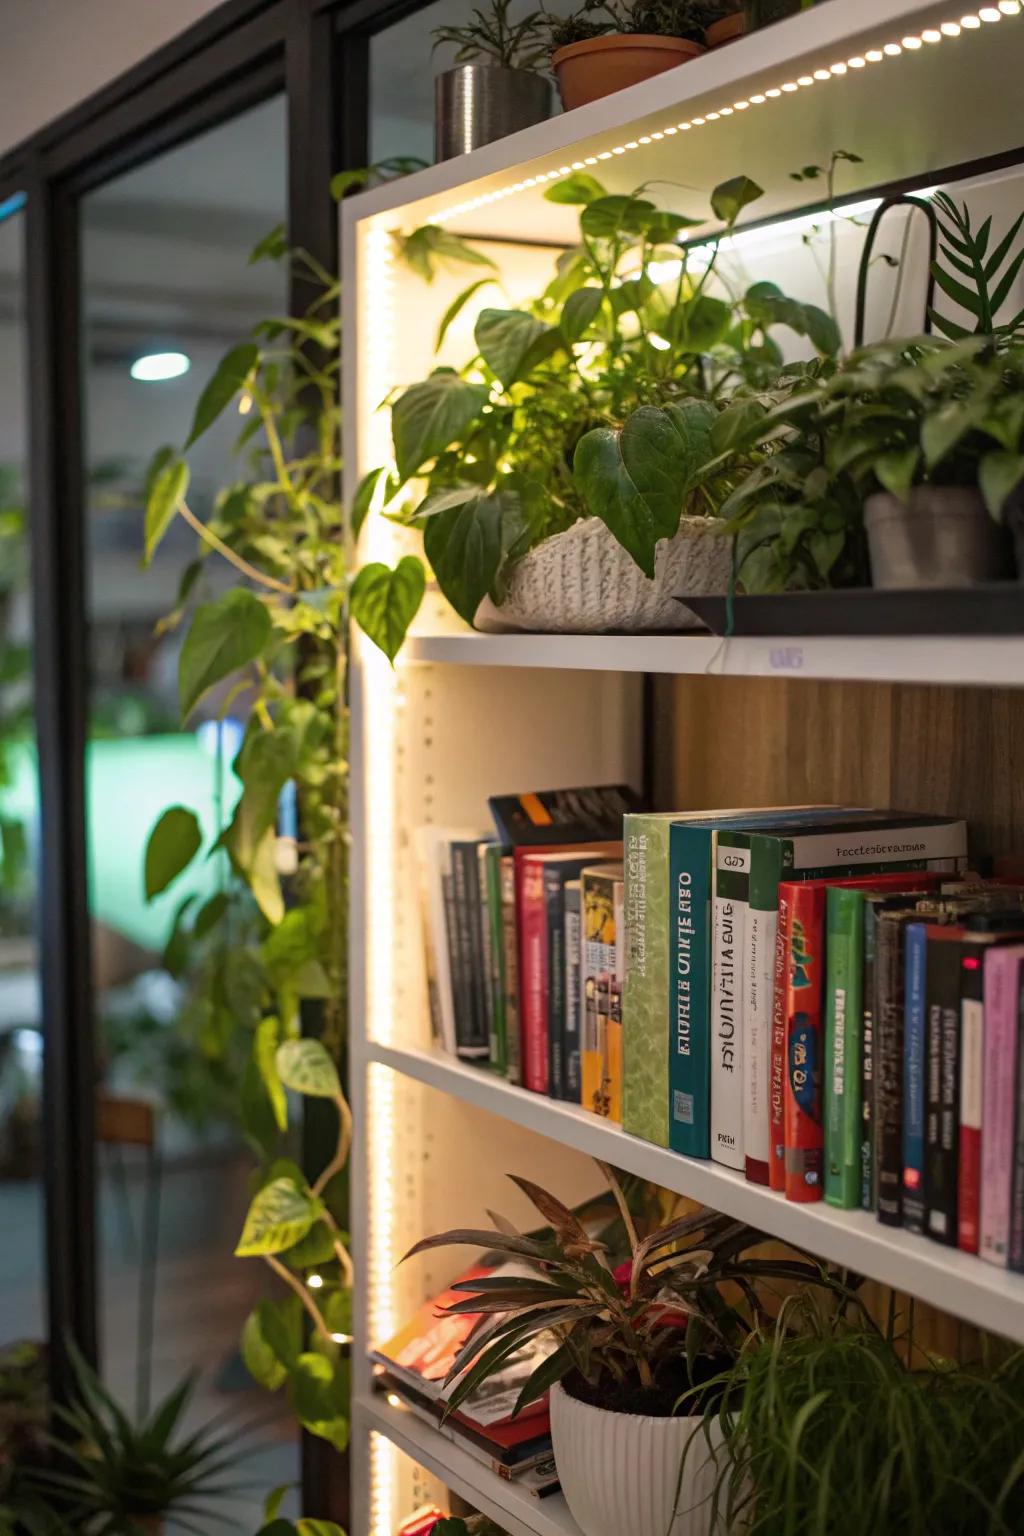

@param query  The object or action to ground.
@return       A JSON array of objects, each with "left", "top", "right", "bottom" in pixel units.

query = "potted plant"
[
  {"left": 433, "top": 2, "right": 554, "bottom": 161},
  {"left": 403, "top": 1164, "right": 832, "bottom": 1536},
  {"left": 374, "top": 172, "right": 838, "bottom": 633},
  {"left": 705, "top": 2, "right": 745, "bottom": 46},
  {"left": 546, "top": 2, "right": 729, "bottom": 111},
  {"left": 743, "top": 0, "right": 820, "bottom": 29},
  {"left": 704, "top": 1291, "right": 1024, "bottom": 1534}
]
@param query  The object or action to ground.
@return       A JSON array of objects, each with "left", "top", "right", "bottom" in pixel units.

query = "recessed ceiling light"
[{"left": 130, "top": 351, "right": 190, "bottom": 382}]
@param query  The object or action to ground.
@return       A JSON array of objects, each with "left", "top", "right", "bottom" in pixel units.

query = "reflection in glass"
[{"left": 80, "top": 96, "right": 298, "bottom": 1522}]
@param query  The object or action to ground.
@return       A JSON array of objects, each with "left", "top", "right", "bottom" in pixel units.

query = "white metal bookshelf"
[{"left": 344, "top": 6, "right": 1024, "bottom": 1532}]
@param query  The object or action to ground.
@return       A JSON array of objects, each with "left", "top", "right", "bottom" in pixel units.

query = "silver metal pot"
[
  {"left": 434, "top": 65, "right": 553, "bottom": 161},
  {"left": 865, "top": 487, "right": 1014, "bottom": 589}
]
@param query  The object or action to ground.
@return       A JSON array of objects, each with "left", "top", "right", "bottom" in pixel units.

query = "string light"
[{"left": 307, "top": 1273, "right": 324, "bottom": 1290}]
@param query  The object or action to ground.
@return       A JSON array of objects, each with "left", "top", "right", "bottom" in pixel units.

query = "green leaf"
[
  {"left": 282, "top": 1221, "right": 337, "bottom": 1270},
  {"left": 979, "top": 450, "right": 1024, "bottom": 518},
  {"left": 235, "top": 1177, "right": 323, "bottom": 1257},
  {"left": 711, "top": 174, "right": 764, "bottom": 224},
  {"left": 143, "top": 455, "right": 189, "bottom": 567},
  {"left": 250, "top": 224, "right": 288, "bottom": 264},
  {"left": 242, "top": 1305, "right": 288, "bottom": 1391},
  {"left": 256, "top": 1017, "right": 288, "bottom": 1132},
  {"left": 436, "top": 278, "right": 495, "bottom": 351},
  {"left": 675, "top": 294, "right": 732, "bottom": 353},
  {"left": 179, "top": 588, "right": 271, "bottom": 719},
  {"left": 416, "top": 485, "right": 483, "bottom": 518},
  {"left": 985, "top": 211, "right": 1024, "bottom": 280},
  {"left": 330, "top": 168, "right": 371, "bottom": 200},
  {"left": 350, "top": 556, "right": 426, "bottom": 663},
  {"left": 224, "top": 726, "right": 296, "bottom": 873},
  {"left": 193, "top": 890, "right": 229, "bottom": 939},
  {"left": 276, "top": 1038, "right": 342, "bottom": 1099},
  {"left": 561, "top": 286, "right": 604, "bottom": 343},
  {"left": 921, "top": 400, "right": 982, "bottom": 468},
  {"left": 288, "top": 1354, "right": 350, "bottom": 1452},
  {"left": 144, "top": 806, "right": 202, "bottom": 901},
  {"left": 351, "top": 467, "right": 385, "bottom": 539},
  {"left": 544, "top": 171, "right": 607, "bottom": 205},
  {"left": 580, "top": 194, "right": 658, "bottom": 241},
  {"left": 475, "top": 308, "right": 561, "bottom": 389},
  {"left": 929, "top": 307, "right": 971, "bottom": 341},
  {"left": 297, "top": 1523, "right": 347, "bottom": 1536},
  {"left": 512, "top": 1343, "right": 573, "bottom": 1416},
  {"left": 257, "top": 1522, "right": 295, "bottom": 1536},
  {"left": 249, "top": 823, "right": 285, "bottom": 926},
  {"left": 423, "top": 490, "right": 507, "bottom": 625},
  {"left": 930, "top": 260, "right": 984, "bottom": 320},
  {"left": 240, "top": 1054, "right": 280, "bottom": 1157},
  {"left": 391, "top": 372, "right": 490, "bottom": 481},
  {"left": 263, "top": 1486, "right": 292, "bottom": 1523},
  {"left": 874, "top": 447, "right": 921, "bottom": 501},
  {"left": 397, "top": 226, "right": 495, "bottom": 283},
  {"left": 574, "top": 401, "right": 716, "bottom": 578},
  {"left": 185, "top": 342, "right": 258, "bottom": 448},
  {"left": 990, "top": 246, "right": 1024, "bottom": 316}
]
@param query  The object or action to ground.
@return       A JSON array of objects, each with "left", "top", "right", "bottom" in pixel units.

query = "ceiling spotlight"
[{"left": 130, "top": 351, "right": 190, "bottom": 382}]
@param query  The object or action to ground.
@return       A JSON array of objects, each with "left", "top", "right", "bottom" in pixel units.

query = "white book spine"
[{"left": 711, "top": 884, "right": 745, "bottom": 1170}]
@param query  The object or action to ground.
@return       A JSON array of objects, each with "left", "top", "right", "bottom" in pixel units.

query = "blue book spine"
[
  {"left": 669, "top": 824, "right": 712, "bottom": 1158},
  {"left": 903, "top": 921, "right": 928, "bottom": 1233}
]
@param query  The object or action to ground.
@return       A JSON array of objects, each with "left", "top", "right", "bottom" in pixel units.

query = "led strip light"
[{"left": 426, "top": 4, "right": 1020, "bottom": 227}]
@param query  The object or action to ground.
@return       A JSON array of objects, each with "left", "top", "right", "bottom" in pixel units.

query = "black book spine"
[
  {"left": 925, "top": 935, "right": 961, "bottom": 1246},
  {"left": 874, "top": 913, "right": 907, "bottom": 1226},
  {"left": 1010, "top": 971, "right": 1024, "bottom": 1273},
  {"left": 452, "top": 843, "right": 488, "bottom": 1056},
  {"left": 545, "top": 867, "right": 567, "bottom": 1100},
  {"left": 860, "top": 902, "right": 878, "bottom": 1211}
]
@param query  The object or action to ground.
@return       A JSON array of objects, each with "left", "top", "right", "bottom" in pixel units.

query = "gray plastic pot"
[{"left": 865, "top": 487, "right": 1014, "bottom": 589}]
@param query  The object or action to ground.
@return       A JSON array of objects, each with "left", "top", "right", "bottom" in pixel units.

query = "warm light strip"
[
  {"left": 369, "top": 1430, "right": 395, "bottom": 1536},
  {"left": 421, "top": 5, "right": 1017, "bottom": 228}
]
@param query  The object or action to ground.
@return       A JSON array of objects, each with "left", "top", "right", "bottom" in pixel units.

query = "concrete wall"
[{"left": 0, "top": 0, "right": 225, "bottom": 157}]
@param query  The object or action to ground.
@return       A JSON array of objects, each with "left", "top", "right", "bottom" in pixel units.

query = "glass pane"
[
  {"left": 80, "top": 97, "right": 298, "bottom": 1524},
  {"left": 0, "top": 198, "right": 46, "bottom": 1352}
]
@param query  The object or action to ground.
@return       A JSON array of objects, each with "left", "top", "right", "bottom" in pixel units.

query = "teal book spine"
[
  {"left": 668, "top": 824, "right": 713, "bottom": 1158},
  {"left": 623, "top": 815, "right": 671, "bottom": 1148},
  {"left": 825, "top": 886, "right": 865, "bottom": 1208}
]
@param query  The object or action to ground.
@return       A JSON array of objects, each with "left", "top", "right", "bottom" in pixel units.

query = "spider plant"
[
  {"left": 26, "top": 1344, "right": 248, "bottom": 1535},
  {"left": 402, "top": 1161, "right": 833, "bottom": 1418},
  {"left": 434, "top": 1, "right": 552, "bottom": 71}
]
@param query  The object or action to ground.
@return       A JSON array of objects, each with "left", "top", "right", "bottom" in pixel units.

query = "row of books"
[{"left": 415, "top": 790, "right": 1024, "bottom": 1270}]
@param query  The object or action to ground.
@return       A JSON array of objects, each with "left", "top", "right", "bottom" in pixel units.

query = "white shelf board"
[
  {"left": 402, "top": 630, "right": 1024, "bottom": 688},
  {"left": 342, "top": 1, "right": 1024, "bottom": 242},
  {"left": 356, "top": 1391, "right": 579, "bottom": 1536},
  {"left": 370, "top": 1040, "right": 1024, "bottom": 1344}
]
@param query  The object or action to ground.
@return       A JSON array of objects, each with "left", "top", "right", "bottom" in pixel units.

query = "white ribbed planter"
[
  {"left": 550, "top": 1382, "right": 722, "bottom": 1536},
  {"left": 484, "top": 516, "right": 731, "bottom": 634}
]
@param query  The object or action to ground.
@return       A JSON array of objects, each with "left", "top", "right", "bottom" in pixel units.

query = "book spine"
[
  {"left": 781, "top": 881, "right": 825, "bottom": 1202},
  {"left": 769, "top": 888, "right": 791, "bottom": 1192},
  {"left": 545, "top": 868, "right": 567, "bottom": 1101},
  {"left": 443, "top": 853, "right": 476, "bottom": 1059},
  {"left": 711, "top": 833, "right": 748, "bottom": 1170},
  {"left": 669, "top": 825, "right": 710, "bottom": 1159},
  {"left": 582, "top": 872, "right": 617, "bottom": 1119},
  {"left": 825, "top": 888, "right": 863, "bottom": 1210},
  {"left": 452, "top": 844, "right": 488, "bottom": 1057},
  {"left": 925, "top": 936, "right": 960, "bottom": 1246},
  {"left": 981, "top": 949, "right": 1019, "bottom": 1266},
  {"left": 564, "top": 884, "right": 582, "bottom": 1102},
  {"left": 484, "top": 846, "right": 507, "bottom": 1076},
  {"left": 875, "top": 914, "right": 907, "bottom": 1226},
  {"left": 745, "top": 897, "right": 776, "bottom": 1186},
  {"left": 860, "top": 903, "right": 878, "bottom": 1211},
  {"left": 479, "top": 846, "right": 499, "bottom": 1073},
  {"left": 519, "top": 860, "right": 549, "bottom": 1094},
  {"left": 1010, "top": 982, "right": 1024, "bottom": 1273},
  {"left": 902, "top": 923, "right": 928, "bottom": 1234},
  {"left": 957, "top": 947, "right": 984, "bottom": 1253},
  {"left": 623, "top": 817, "right": 671, "bottom": 1148},
  {"left": 609, "top": 881, "right": 625, "bottom": 1124},
  {"left": 500, "top": 856, "right": 521, "bottom": 1085}
]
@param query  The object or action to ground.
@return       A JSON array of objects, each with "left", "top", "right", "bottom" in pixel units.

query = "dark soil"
[{"left": 563, "top": 1352, "right": 729, "bottom": 1419}]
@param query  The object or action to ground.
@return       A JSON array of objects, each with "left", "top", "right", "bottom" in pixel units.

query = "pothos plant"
[{"left": 367, "top": 169, "right": 839, "bottom": 627}]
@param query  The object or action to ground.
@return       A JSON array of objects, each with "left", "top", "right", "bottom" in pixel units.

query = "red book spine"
[
  {"left": 781, "top": 881, "right": 825, "bottom": 1203},
  {"left": 518, "top": 856, "right": 549, "bottom": 1094},
  {"left": 957, "top": 948, "right": 984, "bottom": 1253},
  {"left": 769, "top": 891, "right": 790, "bottom": 1193}
]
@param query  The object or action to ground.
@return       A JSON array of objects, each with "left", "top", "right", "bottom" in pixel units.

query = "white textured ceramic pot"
[
  {"left": 487, "top": 515, "right": 732, "bottom": 634},
  {"left": 550, "top": 1382, "right": 722, "bottom": 1536}
]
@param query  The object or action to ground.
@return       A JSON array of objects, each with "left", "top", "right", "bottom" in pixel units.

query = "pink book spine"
[{"left": 980, "top": 947, "right": 1024, "bottom": 1266}]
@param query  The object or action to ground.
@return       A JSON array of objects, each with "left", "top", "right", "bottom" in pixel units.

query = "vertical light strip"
[{"left": 361, "top": 220, "right": 401, "bottom": 1531}]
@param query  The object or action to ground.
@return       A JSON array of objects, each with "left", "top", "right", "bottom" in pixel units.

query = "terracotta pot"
[
  {"left": 706, "top": 13, "right": 747, "bottom": 46},
  {"left": 552, "top": 34, "right": 705, "bottom": 111}
]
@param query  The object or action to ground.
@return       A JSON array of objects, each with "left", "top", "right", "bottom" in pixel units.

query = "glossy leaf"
[
  {"left": 711, "top": 175, "right": 764, "bottom": 224},
  {"left": 143, "top": 455, "right": 189, "bottom": 566},
  {"left": 475, "top": 308, "right": 561, "bottom": 389},
  {"left": 561, "top": 285, "right": 604, "bottom": 342},
  {"left": 544, "top": 171, "right": 606, "bottom": 205},
  {"left": 350, "top": 555, "right": 426, "bottom": 663},
  {"left": 178, "top": 588, "right": 271, "bottom": 719},
  {"left": 144, "top": 806, "right": 202, "bottom": 901},
  {"left": 186, "top": 342, "right": 258, "bottom": 448},
  {"left": 391, "top": 372, "right": 490, "bottom": 481},
  {"left": 235, "top": 1177, "right": 323, "bottom": 1257},
  {"left": 350, "top": 466, "right": 385, "bottom": 539},
  {"left": 422, "top": 490, "right": 506, "bottom": 625},
  {"left": 276, "top": 1037, "right": 342, "bottom": 1099}
]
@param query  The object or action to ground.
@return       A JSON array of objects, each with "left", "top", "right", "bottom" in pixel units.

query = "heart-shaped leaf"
[
  {"left": 144, "top": 806, "right": 202, "bottom": 901},
  {"left": 561, "top": 286, "right": 604, "bottom": 343},
  {"left": 178, "top": 587, "right": 271, "bottom": 719},
  {"left": 544, "top": 171, "right": 606, "bottom": 205},
  {"left": 711, "top": 175, "right": 764, "bottom": 225},
  {"left": 423, "top": 490, "right": 508, "bottom": 625},
  {"left": 475, "top": 308, "right": 561, "bottom": 389},
  {"left": 391, "top": 373, "right": 489, "bottom": 481},
  {"left": 276, "top": 1038, "right": 342, "bottom": 1099},
  {"left": 235, "top": 1178, "right": 323, "bottom": 1257},
  {"left": 186, "top": 341, "right": 258, "bottom": 448},
  {"left": 351, "top": 555, "right": 426, "bottom": 662}
]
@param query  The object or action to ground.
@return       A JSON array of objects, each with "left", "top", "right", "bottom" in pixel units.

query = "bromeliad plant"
[
  {"left": 403, "top": 1163, "right": 831, "bottom": 1417},
  {"left": 371, "top": 171, "right": 839, "bottom": 624},
  {"left": 707, "top": 335, "right": 1024, "bottom": 592}
]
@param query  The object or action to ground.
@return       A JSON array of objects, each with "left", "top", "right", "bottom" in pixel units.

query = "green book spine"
[
  {"left": 484, "top": 844, "right": 507, "bottom": 1075},
  {"left": 623, "top": 815, "right": 671, "bottom": 1148},
  {"left": 825, "top": 886, "right": 864, "bottom": 1208},
  {"left": 669, "top": 824, "right": 712, "bottom": 1158}
]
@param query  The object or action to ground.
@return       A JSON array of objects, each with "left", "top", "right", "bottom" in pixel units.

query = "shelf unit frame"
[{"left": 344, "top": 7, "right": 1024, "bottom": 1531}]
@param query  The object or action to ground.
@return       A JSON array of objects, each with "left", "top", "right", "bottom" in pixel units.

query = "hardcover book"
[
  {"left": 981, "top": 945, "right": 1024, "bottom": 1267},
  {"left": 489, "top": 784, "right": 639, "bottom": 848},
  {"left": 582, "top": 863, "right": 624, "bottom": 1121},
  {"left": 415, "top": 826, "right": 491, "bottom": 1061},
  {"left": 500, "top": 855, "right": 521, "bottom": 1085},
  {"left": 564, "top": 880, "right": 583, "bottom": 1102}
]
